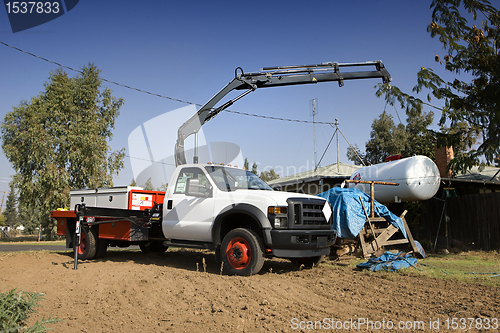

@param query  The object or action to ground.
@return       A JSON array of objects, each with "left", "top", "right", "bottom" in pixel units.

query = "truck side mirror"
[{"left": 186, "top": 178, "right": 212, "bottom": 198}]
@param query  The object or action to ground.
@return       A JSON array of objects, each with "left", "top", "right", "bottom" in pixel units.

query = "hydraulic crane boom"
[{"left": 175, "top": 60, "right": 391, "bottom": 166}]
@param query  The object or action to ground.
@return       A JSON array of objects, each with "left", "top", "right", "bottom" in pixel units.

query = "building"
[
  {"left": 268, "top": 162, "right": 361, "bottom": 195},
  {"left": 438, "top": 165, "right": 500, "bottom": 196}
]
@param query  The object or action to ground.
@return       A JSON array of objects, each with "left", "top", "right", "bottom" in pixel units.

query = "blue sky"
[{"left": 0, "top": 1, "right": 456, "bottom": 205}]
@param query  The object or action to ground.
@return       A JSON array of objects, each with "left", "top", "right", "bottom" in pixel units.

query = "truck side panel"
[{"left": 98, "top": 220, "right": 132, "bottom": 241}]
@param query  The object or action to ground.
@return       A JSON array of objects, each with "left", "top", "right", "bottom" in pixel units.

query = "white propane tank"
[{"left": 349, "top": 155, "right": 441, "bottom": 203}]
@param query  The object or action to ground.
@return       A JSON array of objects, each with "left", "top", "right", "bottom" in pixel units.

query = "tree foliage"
[
  {"left": 377, "top": 0, "right": 500, "bottom": 173},
  {"left": 243, "top": 158, "right": 280, "bottom": 182},
  {"left": 1, "top": 64, "right": 125, "bottom": 237},
  {"left": 143, "top": 178, "right": 155, "bottom": 191},
  {"left": 4, "top": 182, "right": 17, "bottom": 228},
  {"left": 259, "top": 169, "right": 280, "bottom": 182},
  {"left": 347, "top": 109, "right": 434, "bottom": 165},
  {"left": 365, "top": 112, "right": 407, "bottom": 164},
  {"left": 251, "top": 162, "right": 258, "bottom": 175}
]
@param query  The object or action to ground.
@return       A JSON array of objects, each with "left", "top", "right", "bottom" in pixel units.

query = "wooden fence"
[{"left": 417, "top": 192, "right": 500, "bottom": 251}]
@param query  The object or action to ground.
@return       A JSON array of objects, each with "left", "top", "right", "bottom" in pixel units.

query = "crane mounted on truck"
[
  {"left": 175, "top": 60, "right": 391, "bottom": 166},
  {"left": 51, "top": 60, "right": 391, "bottom": 276}
]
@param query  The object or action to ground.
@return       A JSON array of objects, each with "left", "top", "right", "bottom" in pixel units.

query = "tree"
[
  {"left": 377, "top": 0, "right": 500, "bottom": 173},
  {"left": 143, "top": 178, "right": 154, "bottom": 191},
  {"left": 1, "top": 64, "right": 125, "bottom": 238},
  {"left": 17, "top": 205, "right": 38, "bottom": 235},
  {"left": 243, "top": 158, "right": 250, "bottom": 171},
  {"left": 404, "top": 105, "right": 435, "bottom": 158},
  {"left": 4, "top": 182, "right": 17, "bottom": 228},
  {"left": 251, "top": 162, "right": 258, "bottom": 175},
  {"left": 364, "top": 111, "right": 407, "bottom": 164},
  {"left": 348, "top": 108, "right": 434, "bottom": 165},
  {"left": 156, "top": 182, "right": 168, "bottom": 192},
  {"left": 129, "top": 179, "right": 137, "bottom": 186},
  {"left": 259, "top": 169, "right": 280, "bottom": 182},
  {"left": 346, "top": 144, "right": 366, "bottom": 166}
]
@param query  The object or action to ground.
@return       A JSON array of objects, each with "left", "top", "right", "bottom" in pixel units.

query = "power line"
[
  {"left": 125, "top": 155, "right": 175, "bottom": 166},
  {"left": 0, "top": 40, "right": 335, "bottom": 126},
  {"left": 222, "top": 109, "right": 334, "bottom": 125},
  {"left": 0, "top": 41, "right": 195, "bottom": 105}
]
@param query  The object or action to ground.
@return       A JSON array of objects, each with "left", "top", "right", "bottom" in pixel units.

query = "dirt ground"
[{"left": 1, "top": 249, "right": 499, "bottom": 332}]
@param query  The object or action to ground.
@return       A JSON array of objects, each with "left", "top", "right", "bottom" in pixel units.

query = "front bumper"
[{"left": 270, "top": 229, "right": 336, "bottom": 258}]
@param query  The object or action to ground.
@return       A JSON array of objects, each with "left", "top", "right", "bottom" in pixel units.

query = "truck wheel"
[
  {"left": 221, "top": 228, "right": 265, "bottom": 276},
  {"left": 289, "top": 255, "right": 324, "bottom": 268},
  {"left": 73, "top": 226, "right": 97, "bottom": 260},
  {"left": 139, "top": 241, "right": 169, "bottom": 253}
]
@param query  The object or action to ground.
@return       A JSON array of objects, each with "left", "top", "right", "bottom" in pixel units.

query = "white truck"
[
  {"left": 51, "top": 61, "right": 391, "bottom": 275},
  {"left": 53, "top": 164, "right": 336, "bottom": 275}
]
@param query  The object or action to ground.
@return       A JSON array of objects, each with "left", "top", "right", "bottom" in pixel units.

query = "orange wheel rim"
[{"left": 226, "top": 237, "right": 251, "bottom": 269}]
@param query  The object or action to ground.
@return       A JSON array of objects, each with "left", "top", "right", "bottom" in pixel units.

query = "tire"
[
  {"left": 289, "top": 255, "right": 325, "bottom": 268},
  {"left": 73, "top": 225, "right": 97, "bottom": 260},
  {"left": 139, "top": 241, "right": 169, "bottom": 253},
  {"left": 221, "top": 228, "right": 265, "bottom": 276}
]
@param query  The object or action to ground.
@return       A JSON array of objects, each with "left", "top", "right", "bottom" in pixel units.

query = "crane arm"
[{"left": 175, "top": 60, "right": 391, "bottom": 166}]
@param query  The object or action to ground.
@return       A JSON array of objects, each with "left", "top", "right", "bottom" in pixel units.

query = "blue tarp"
[
  {"left": 316, "top": 187, "right": 406, "bottom": 239},
  {"left": 356, "top": 251, "right": 418, "bottom": 271}
]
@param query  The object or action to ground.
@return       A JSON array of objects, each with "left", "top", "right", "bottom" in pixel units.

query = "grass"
[
  {"left": 0, "top": 235, "right": 65, "bottom": 244},
  {"left": 337, "top": 250, "right": 500, "bottom": 287}
]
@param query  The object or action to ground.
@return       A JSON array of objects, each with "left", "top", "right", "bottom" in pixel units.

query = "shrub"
[{"left": 0, "top": 289, "right": 60, "bottom": 332}]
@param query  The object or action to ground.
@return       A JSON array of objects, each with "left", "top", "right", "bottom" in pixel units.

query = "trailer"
[{"left": 51, "top": 186, "right": 166, "bottom": 259}]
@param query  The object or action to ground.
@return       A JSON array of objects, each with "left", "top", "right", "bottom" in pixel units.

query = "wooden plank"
[
  {"left": 359, "top": 198, "right": 375, "bottom": 243},
  {"left": 400, "top": 213, "right": 420, "bottom": 254},
  {"left": 358, "top": 225, "right": 372, "bottom": 258},
  {"left": 384, "top": 239, "right": 411, "bottom": 246},
  {"left": 368, "top": 217, "right": 387, "bottom": 222},
  {"left": 374, "top": 224, "right": 399, "bottom": 244}
]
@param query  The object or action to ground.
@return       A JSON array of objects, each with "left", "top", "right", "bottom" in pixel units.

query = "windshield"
[{"left": 205, "top": 166, "right": 273, "bottom": 191}]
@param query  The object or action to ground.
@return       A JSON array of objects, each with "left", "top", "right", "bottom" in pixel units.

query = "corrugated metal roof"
[
  {"left": 268, "top": 162, "right": 361, "bottom": 186},
  {"left": 445, "top": 165, "right": 500, "bottom": 184}
]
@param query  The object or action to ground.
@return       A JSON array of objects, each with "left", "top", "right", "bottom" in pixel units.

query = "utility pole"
[
  {"left": 312, "top": 98, "right": 317, "bottom": 169},
  {"left": 335, "top": 119, "right": 340, "bottom": 173},
  {"left": 0, "top": 191, "right": 6, "bottom": 214}
]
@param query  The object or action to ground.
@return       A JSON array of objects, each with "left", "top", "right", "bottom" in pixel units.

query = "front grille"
[
  {"left": 302, "top": 203, "right": 325, "bottom": 225},
  {"left": 288, "top": 198, "right": 330, "bottom": 229}
]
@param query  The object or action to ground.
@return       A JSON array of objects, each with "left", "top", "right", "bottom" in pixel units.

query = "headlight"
[
  {"left": 269, "top": 206, "right": 288, "bottom": 228},
  {"left": 274, "top": 217, "right": 288, "bottom": 228}
]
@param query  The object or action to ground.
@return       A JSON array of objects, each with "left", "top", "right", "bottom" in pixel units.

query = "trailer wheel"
[
  {"left": 289, "top": 255, "right": 324, "bottom": 268},
  {"left": 139, "top": 241, "right": 168, "bottom": 253},
  {"left": 73, "top": 226, "right": 97, "bottom": 260},
  {"left": 221, "top": 228, "right": 265, "bottom": 276}
]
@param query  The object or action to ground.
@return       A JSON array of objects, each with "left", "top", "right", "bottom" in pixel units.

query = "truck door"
[{"left": 162, "top": 167, "right": 215, "bottom": 242}]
